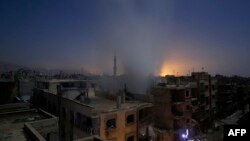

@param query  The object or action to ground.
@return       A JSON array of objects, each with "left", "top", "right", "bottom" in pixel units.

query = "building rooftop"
[
  {"left": 0, "top": 103, "right": 57, "bottom": 141},
  {"left": 37, "top": 88, "right": 153, "bottom": 116},
  {"left": 36, "top": 79, "right": 87, "bottom": 83},
  {"left": 0, "top": 104, "right": 46, "bottom": 141},
  {"left": 82, "top": 95, "right": 153, "bottom": 115}
]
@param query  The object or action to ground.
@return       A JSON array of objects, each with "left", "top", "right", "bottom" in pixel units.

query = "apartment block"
[{"left": 32, "top": 79, "right": 153, "bottom": 141}]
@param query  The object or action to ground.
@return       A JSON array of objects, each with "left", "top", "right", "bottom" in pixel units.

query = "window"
[
  {"left": 212, "top": 85, "right": 215, "bottom": 90},
  {"left": 106, "top": 118, "right": 116, "bottom": 129},
  {"left": 126, "top": 114, "right": 135, "bottom": 124},
  {"left": 205, "top": 85, "right": 209, "bottom": 91},
  {"left": 205, "top": 97, "right": 209, "bottom": 105},
  {"left": 192, "top": 101, "right": 198, "bottom": 106},
  {"left": 127, "top": 135, "right": 134, "bottom": 141},
  {"left": 185, "top": 90, "right": 190, "bottom": 98},
  {"left": 70, "top": 111, "right": 74, "bottom": 124},
  {"left": 62, "top": 107, "right": 66, "bottom": 118},
  {"left": 212, "top": 95, "right": 215, "bottom": 99}
]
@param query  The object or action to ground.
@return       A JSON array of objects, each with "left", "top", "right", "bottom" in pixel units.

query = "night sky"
[{"left": 1, "top": 0, "right": 250, "bottom": 76}]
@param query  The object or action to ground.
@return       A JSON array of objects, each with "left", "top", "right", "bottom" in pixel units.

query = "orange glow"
[
  {"left": 82, "top": 65, "right": 102, "bottom": 75},
  {"left": 159, "top": 61, "right": 185, "bottom": 76},
  {"left": 160, "top": 63, "right": 174, "bottom": 76},
  {"left": 160, "top": 64, "right": 172, "bottom": 76}
]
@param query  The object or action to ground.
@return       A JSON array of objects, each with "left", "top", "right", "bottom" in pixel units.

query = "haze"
[{"left": 1, "top": 0, "right": 250, "bottom": 76}]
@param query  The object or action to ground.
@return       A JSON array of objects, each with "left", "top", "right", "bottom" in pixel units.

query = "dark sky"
[{"left": 1, "top": 0, "right": 250, "bottom": 76}]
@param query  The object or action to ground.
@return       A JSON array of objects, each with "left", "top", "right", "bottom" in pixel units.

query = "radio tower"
[{"left": 113, "top": 50, "right": 117, "bottom": 77}]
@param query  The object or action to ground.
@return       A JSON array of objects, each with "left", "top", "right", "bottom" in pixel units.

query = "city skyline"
[{"left": 1, "top": 0, "right": 250, "bottom": 76}]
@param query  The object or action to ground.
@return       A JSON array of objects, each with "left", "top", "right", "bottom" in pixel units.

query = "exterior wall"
[
  {"left": 191, "top": 72, "right": 216, "bottom": 132},
  {"left": 25, "top": 118, "right": 58, "bottom": 140},
  {"left": 99, "top": 109, "right": 137, "bottom": 141},
  {"left": 33, "top": 89, "right": 95, "bottom": 141},
  {"left": 152, "top": 88, "right": 173, "bottom": 130},
  {"left": 151, "top": 88, "right": 174, "bottom": 141},
  {"left": 155, "top": 130, "right": 173, "bottom": 141},
  {"left": 152, "top": 86, "right": 195, "bottom": 141},
  {"left": 33, "top": 88, "right": 148, "bottom": 141}
]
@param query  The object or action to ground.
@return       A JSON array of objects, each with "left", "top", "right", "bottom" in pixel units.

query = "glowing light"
[
  {"left": 181, "top": 129, "right": 189, "bottom": 140},
  {"left": 159, "top": 61, "right": 181, "bottom": 76}
]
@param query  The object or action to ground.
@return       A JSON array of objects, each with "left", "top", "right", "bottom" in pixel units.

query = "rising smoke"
[{"left": 94, "top": 0, "right": 174, "bottom": 94}]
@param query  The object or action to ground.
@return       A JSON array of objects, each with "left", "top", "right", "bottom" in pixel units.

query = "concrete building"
[
  {"left": 190, "top": 72, "right": 217, "bottom": 132},
  {"left": 151, "top": 83, "right": 195, "bottom": 141},
  {"left": 35, "top": 79, "right": 90, "bottom": 94},
  {"left": 215, "top": 75, "right": 250, "bottom": 118},
  {"left": 151, "top": 72, "right": 217, "bottom": 140},
  {"left": 0, "top": 102, "right": 58, "bottom": 141},
  {"left": 32, "top": 79, "right": 153, "bottom": 141}
]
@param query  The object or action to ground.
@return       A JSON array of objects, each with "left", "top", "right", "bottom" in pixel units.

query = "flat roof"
[
  {"left": 0, "top": 109, "right": 46, "bottom": 141},
  {"left": 36, "top": 79, "right": 87, "bottom": 83},
  {"left": 0, "top": 103, "right": 52, "bottom": 141},
  {"left": 77, "top": 95, "right": 153, "bottom": 115},
  {"left": 36, "top": 88, "right": 153, "bottom": 116}
]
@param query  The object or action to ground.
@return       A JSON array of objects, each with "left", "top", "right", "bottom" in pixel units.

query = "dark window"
[
  {"left": 185, "top": 91, "right": 190, "bottom": 97},
  {"left": 212, "top": 85, "right": 215, "bottom": 90},
  {"left": 70, "top": 111, "right": 74, "bottom": 124},
  {"left": 106, "top": 118, "right": 116, "bottom": 129},
  {"left": 62, "top": 107, "right": 66, "bottom": 118},
  {"left": 126, "top": 114, "right": 135, "bottom": 124},
  {"left": 127, "top": 136, "right": 134, "bottom": 141},
  {"left": 212, "top": 95, "right": 215, "bottom": 99},
  {"left": 205, "top": 85, "right": 209, "bottom": 91},
  {"left": 206, "top": 97, "right": 209, "bottom": 105}
]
